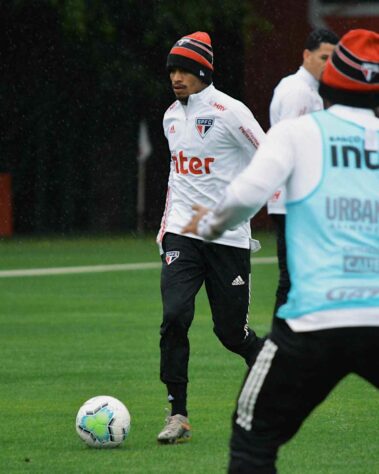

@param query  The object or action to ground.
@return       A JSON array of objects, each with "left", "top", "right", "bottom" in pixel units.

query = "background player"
[{"left": 268, "top": 28, "right": 338, "bottom": 314}]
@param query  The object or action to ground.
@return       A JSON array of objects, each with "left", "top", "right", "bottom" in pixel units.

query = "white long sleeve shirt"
[
  {"left": 267, "top": 66, "right": 323, "bottom": 214},
  {"left": 157, "top": 84, "right": 265, "bottom": 249},
  {"left": 197, "top": 105, "right": 379, "bottom": 331}
]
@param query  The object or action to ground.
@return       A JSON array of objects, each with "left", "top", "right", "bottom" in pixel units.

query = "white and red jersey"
[
  {"left": 157, "top": 84, "right": 265, "bottom": 249},
  {"left": 267, "top": 66, "right": 323, "bottom": 215}
]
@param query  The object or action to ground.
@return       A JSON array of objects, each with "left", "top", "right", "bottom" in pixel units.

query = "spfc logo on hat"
[
  {"left": 196, "top": 117, "right": 215, "bottom": 139},
  {"left": 177, "top": 38, "right": 191, "bottom": 46},
  {"left": 166, "top": 251, "right": 180, "bottom": 265},
  {"left": 362, "top": 62, "right": 379, "bottom": 82}
]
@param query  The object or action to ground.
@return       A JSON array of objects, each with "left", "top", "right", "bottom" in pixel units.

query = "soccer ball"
[{"left": 75, "top": 395, "right": 131, "bottom": 448}]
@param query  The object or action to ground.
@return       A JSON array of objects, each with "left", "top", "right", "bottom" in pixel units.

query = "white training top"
[
  {"left": 267, "top": 66, "right": 323, "bottom": 214},
  {"left": 197, "top": 105, "right": 379, "bottom": 331},
  {"left": 157, "top": 84, "right": 265, "bottom": 250}
]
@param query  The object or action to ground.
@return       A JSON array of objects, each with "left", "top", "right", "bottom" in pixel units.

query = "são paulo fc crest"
[
  {"left": 166, "top": 251, "right": 180, "bottom": 265},
  {"left": 362, "top": 62, "right": 379, "bottom": 82},
  {"left": 195, "top": 117, "right": 215, "bottom": 139}
]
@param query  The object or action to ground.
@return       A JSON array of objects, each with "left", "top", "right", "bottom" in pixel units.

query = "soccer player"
[
  {"left": 156, "top": 31, "right": 266, "bottom": 444},
  {"left": 183, "top": 28, "right": 379, "bottom": 472},
  {"left": 268, "top": 28, "right": 338, "bottom": 315}
]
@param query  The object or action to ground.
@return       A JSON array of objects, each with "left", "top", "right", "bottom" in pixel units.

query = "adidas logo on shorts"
[{"left": 232, "top": 275, "right": 245, "bottom": 286}]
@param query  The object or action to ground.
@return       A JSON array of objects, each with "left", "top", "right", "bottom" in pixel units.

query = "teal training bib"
[{"left": 278, "top": 110, "right": 379, "bottom": 319}]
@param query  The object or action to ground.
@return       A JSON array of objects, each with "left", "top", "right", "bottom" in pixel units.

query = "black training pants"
[
  {"left": 160, "top": 232, "right": 259, "bottom": 386},
  {"left": 228, "top": 317, "right": 379, "bottom": 473}
]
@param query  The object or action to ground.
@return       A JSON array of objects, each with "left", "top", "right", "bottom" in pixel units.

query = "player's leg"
[
  {"left": 346, "top": 326, "right": 379, "bottom": 388},
  {"left": 158, "top": 233, "right": 204, "bottom": 443},
  {"left": 271, "top": 214, "right": 290, "bottom": 316},
  {"left": 204, "top": 242, "right": 262, "bottom": 366},
  {"left": 228, "top": 318, "right": 346, "bottom": 473}
]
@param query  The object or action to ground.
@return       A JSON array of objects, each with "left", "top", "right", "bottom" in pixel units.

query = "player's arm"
[
  {"left": 183, "top": 122, "right": 294, "bottom": 238},
  {"left": 226, "top": 103, "right": 266, "bottom": 159}
]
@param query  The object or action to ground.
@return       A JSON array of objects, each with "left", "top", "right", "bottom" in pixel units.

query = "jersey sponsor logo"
[
  {"left": 172, "top": 151, "right": 215, "bottom": 175},
  {"left": 343, "top": 247, "right": 379, "bottom": 274},
  {"left": 344, "top": 255, "right": 379, "bottom": 274},
  {"left": 330, "top": 135, "right": 361, "bottom": 144},
  {"left": 212, "top": 102, "right": 226, "bottom": 111},
  {"left": 326, "top": 197, "right": 379, "bottom": 224},
  {"left": 326, "top": 286, "right": 379, "bottom": 301},
  {"left": 239, "top": 126, "right": 260, "bottom": 148},
  {"left": 165, "top": 251, "right": 180, "bottom": 265},
  {"left": 330, "top": 144, "right": 379, "bottom": 170},
  {"left": 195, "top": 117, "right": 215, "bottom": 138}
]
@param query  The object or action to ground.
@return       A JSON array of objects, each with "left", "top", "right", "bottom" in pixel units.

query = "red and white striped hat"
[
  {"left": 319, "top": 29, "right": 379, "bottom": 107},
  {"left": 167, "top": 32, "right": 213, "bottom": 84}
]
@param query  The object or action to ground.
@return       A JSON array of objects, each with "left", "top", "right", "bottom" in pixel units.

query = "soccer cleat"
[{"left": 157, "top": 414, "right": 191, "bottom": 444}]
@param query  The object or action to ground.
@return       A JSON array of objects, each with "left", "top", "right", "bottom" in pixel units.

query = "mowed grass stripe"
[{"left": 0, "top": 256, "right": 277, "bottom": 278}]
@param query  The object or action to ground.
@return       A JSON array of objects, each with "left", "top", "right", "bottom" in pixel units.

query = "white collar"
[{"left": 186, "top": 83, "right": 214, "bottom": 105}]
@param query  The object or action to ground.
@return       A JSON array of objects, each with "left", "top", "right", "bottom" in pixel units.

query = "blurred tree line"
[{"left": 0, "top": 0, "right": 257, "bottom": 235}]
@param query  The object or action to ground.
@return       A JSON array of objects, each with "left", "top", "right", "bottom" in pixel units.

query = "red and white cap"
[
  {"left": 319, "top": 29, "right": 379, "bottom": 107},
  {"left": 167, "top": 32, "right": 214, "bottom": 84}
]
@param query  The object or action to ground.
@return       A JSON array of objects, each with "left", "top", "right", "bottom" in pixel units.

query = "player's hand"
[{"left": 182, "top": 204, "right": 210, "bottom": 235}]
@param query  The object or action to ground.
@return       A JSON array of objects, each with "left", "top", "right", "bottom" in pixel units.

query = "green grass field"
[{"left": 0, "top": 233, "right": 378, "bottom": 473}]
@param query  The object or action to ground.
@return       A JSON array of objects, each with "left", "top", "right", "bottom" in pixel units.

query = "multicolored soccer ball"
[{"left": 75, "top": 395, "right": 131, "bottom": 448}]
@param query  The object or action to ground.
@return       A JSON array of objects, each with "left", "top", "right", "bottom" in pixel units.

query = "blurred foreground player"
[{"left": 183, "top": 29, "right": 379, "bottom": 472}]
